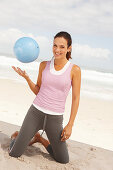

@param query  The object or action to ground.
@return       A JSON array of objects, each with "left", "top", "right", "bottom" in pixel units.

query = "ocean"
[{"left": 0, "top": 55, "right": 113, "bottom": 101}]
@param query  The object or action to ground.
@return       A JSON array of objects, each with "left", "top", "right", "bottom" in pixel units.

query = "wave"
[
  {"left": 0, "top": 55, "right": 40, "bottom": 71},
  {"left": 0, "top": 55, "right": 113, "bottom": 101},
  {"left": 82, "top": 69, "right": 113, "bottom": 85}
]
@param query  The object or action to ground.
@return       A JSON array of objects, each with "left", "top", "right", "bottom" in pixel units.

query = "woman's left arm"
[
  {"left": 68, "top": 65, "right": 81, "bottom": 127},
  {"left": 61, "top": 65, "right": 81, "bottom": 141}
]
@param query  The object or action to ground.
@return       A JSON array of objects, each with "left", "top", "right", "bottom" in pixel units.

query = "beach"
[
  {"left": 1, "top": 121, "right": 113, "bottom": 170},
  {"left": 0, "top": 78, "right": 113, "bottom": 169},
  {"left": 0, "top": 78, "right": 113, "bottom": 150}
]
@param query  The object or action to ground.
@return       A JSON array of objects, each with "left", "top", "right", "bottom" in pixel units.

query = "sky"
[{"left": 0, "top": 0, "right": 113, "bottom": 73}]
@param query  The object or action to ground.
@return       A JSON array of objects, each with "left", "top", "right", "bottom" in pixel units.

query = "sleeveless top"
[{"left": 33, "top": 56, "right": 74, "bottom": 115}]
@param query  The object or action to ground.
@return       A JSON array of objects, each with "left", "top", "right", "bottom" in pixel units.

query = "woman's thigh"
[
  {"left": 45, "top": 115, "right": 69, "bottom": 163},
  {"left": 9, "top": 104, "right": 44, "bottom": 157}
]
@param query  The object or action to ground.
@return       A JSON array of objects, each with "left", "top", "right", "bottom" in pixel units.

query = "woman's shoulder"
[
  {"left": 40, "top": 59, "right": 52, "bottom": 67},
  {"left": 72, "top": 64, "right": 81, "bottom": 71},
  {"left": 39, "top": 61, "right": 48, "bottom": 71},
  {"left": 71, "top": 64, "right": 81, "bottom": 76}
]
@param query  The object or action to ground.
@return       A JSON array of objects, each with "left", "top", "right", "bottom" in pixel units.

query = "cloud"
[
  {"left": 71, "top": 42, "right": 112, "bottom": 72},
  {"left": 0, "top": 28, "right": 52, "bottom": 60},
  {"left": 72, "top": 43, "right": 111, "bottom": 59},
  {"left": 0, "top": 0, "right": 113, "bottom": 36},
  {"left": 0, "top": 28, "right": 111, "bottom": 62},
  {"left": 0, "top": 28, "right": 112, "bottom": 72}
]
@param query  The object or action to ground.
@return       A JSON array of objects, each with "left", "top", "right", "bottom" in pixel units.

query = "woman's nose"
[{"left": 55, "top": 47, "right": 60, "bottom": 52}]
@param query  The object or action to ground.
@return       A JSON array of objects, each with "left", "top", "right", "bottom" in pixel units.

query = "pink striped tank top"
[{"left": 33, "top": 56, "right": 74, "bottom": 115}]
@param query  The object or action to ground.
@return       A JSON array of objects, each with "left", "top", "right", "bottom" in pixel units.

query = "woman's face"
[{"left": 53, "top": 37, "right": 71, "bottom": 60}]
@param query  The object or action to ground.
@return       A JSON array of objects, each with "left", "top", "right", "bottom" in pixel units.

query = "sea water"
[{"left": 0, "top": 55, "right": 113, "bottom": 101}]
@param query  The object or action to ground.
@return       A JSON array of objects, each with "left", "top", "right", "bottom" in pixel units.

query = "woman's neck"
[{"left": 53, "top": 56, "right": 68, "bottom": 66}]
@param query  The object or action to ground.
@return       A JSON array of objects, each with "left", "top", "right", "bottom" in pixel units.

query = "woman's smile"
[{"left": 55, "top": 52, "right": 62, "bottom": 56}]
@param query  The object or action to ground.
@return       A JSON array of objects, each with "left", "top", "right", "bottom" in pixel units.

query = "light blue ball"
[{"left": 13, "top": 37, "right": 40, "bottom": 63}]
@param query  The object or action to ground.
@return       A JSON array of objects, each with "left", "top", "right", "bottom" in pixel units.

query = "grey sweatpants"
[{"left": 9, "top": 104, "right": 69, "bottom": 164}]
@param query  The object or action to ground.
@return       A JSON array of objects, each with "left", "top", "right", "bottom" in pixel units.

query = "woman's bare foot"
[
  {"left": 11, "top": 131, "right": 41, "bottom": 146},
  {"left": 29, "top": 132, "right": 41, "bottom": 146},
  {"left": 11, "top": 131, "right": 19, "bottom": 139},
  {"left": 11, "top": 131, "right": 49, "bottom": 148}
]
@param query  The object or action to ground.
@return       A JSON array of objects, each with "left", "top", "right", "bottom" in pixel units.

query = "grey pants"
[{"left": 9, "top": 104, "right": 69, "bottom": 164}]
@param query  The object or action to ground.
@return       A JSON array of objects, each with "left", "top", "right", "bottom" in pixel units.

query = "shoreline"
[{"left": 1, "top": 75, "right": 113, "bottom": 101}]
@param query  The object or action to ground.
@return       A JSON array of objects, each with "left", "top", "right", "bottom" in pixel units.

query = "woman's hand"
[
  {"left": 12, "top": 66, "right": 29, "bottom": 79},
  {"left": 61, "top": 124, "right": 72, "bottom": 142}
]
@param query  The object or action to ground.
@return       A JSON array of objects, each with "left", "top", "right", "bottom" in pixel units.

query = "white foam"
[
  {"left": 0, "top": 55, "right": 113, "bottom": 101},
  {"left": 82, "top": 69, "right": 113, "bottom": 85},
  {"left": 0, "top": 55, "right": 40, "bottom": 71}
]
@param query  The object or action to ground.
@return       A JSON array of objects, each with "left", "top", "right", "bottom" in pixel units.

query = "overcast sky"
[{"left": 0, "top": 0, "right": 113, "bottom": 73}]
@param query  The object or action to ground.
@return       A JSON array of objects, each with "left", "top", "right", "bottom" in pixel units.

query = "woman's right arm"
[
  {"left": 12, "top": 61, "right": 47, "bottom": 95},
  {"left": 25, "top": 76, "right": 40, "bottom": 95}
]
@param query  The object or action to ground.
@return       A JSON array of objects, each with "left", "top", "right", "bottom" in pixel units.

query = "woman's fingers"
[
  {"left": 12, "top": 66, "right": 28, "bottom": 79},
  {"left": 12, "top": 66, "right": 25, "bottom": 77},
  {"left": 61, "top": 130, "right": 64, "bottom": 137},
  {"left": 61, "top": 130, "right": 66, "bottom": 141},
  {"left": 12, "top": 66, "right": 19, "bottom": 72},
  {"left": 61, "top": 134, "right": 69, "bottom": 141},
  {"left": 12, "top": 66, "right": 19, "bottom": 74},
  {"left": 12, "top": 66, "right": 16, "bottom": 71},
  {"left": 17, "top": 67, "right": 23, "bottom": 74},
  {"left": 61, "top": 128, "right": 70, "bottom": 141}
]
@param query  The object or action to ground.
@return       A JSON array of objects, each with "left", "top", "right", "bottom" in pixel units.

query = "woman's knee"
[
  {"left": 9, "top": 146, "right": 22, "bottom": 158},
  {"left": 54, "top": 152, "right": 69, "bottom": 164},
  {"left": 8, "top": 139, "right": 23, "bottom": 158},
  {"left": 9, "top": 151, "right": 21, "bottom": 158},
  {"left": 55, "top": 156, "right": 69, "bottom": 164}
]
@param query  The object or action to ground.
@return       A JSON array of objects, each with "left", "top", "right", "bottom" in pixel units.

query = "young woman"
[{"left": 9, "top": 31, "right": 81, "bottom": 164}]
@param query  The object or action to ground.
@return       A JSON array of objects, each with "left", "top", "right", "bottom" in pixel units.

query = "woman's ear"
[{"left": 67, "top": 45, "right": 72, "bottom": 52}]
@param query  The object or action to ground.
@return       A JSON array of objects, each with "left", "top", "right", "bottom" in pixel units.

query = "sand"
[
  {"left": 0, "top": 78, "right": 113, "bottom": 169},
  {"left": 1, "top": 121, "right": 113, "bottom": 170}
]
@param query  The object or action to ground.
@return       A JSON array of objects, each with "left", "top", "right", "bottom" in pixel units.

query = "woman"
[{"left": 9, "top": 31, "right": 81, "bottom": 164}]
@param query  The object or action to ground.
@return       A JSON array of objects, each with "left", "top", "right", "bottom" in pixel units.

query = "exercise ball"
[{"left": 13, "top": 37, "right": 40, "bottom": 63}]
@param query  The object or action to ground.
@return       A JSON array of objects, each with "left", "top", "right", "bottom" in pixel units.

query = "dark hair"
[{"left": 54, "top": 31, "right": 72, "bottom": 60}]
